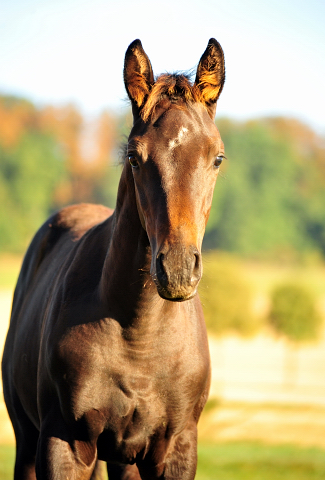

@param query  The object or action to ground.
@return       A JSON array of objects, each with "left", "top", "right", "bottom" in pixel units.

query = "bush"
[
  {"left": 199, "top": 252, "right": 257, "bottom": 336},
  {"left": 268, "top": 282, "right": 321, "bottom": 342}
]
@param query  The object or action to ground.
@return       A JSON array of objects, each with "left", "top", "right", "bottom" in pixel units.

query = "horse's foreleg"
[
  {"left": 3, "top": 389, "right": 39, "bottom": 480},
  {"left": 13, "top": 427, "right": 38, "bottom": 480},
  {"left": 14, "top": 440, "right": 37, "bottom": 480},
  {"left": 138, "top": 423, "right": 198, "bottom": 480},
  {"left": 36, "top": 422, "right": 98, "bottom": 480}
]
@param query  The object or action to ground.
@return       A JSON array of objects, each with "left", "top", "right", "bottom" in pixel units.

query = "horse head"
[{"left": 123, "top": 39, "right": 225, "bottom": 301}]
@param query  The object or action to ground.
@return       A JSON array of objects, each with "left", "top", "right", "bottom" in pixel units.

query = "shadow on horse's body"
[{"left": 2, "top": 38, "right": 226, "bottom": 479}]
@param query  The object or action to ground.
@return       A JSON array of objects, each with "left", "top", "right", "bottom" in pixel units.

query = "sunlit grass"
[
  {"left": 197, "top": 442, "right": 325, "bottom": 480},
  {"left": 0, "top": 445, "right": 15, "bottom": 479}
]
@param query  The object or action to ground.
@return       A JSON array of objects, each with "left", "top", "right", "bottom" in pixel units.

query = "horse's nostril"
[
  {"left": 191, "top": 250, "right": 202, "bottom": 284},
  {"left": 156, "top": 252, "right": 168, "bottom": 287},
  {"left": 194, "top": 253, "right": 200, "bottom": 271},
  {"left": 157, "top": 252, "right": 165, "bottom": 274},
  {"left": 156, "top": 253, "right": 166, "bottom": 280}
]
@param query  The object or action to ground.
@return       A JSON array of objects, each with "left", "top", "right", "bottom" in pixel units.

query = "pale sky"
[{"left": 1, "top": 0, "right": 324, "bottom": 133}]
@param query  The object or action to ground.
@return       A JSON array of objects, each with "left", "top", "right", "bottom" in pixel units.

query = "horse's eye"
[
  {"left": 214, "top": 155, "right": 224, "bottom": 168},
  {"left": 128, "top": 155, "right": 139, "bottom": 168}
]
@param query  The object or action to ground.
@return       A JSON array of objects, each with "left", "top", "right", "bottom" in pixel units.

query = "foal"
[{"left": 2, "top": 38, "right": 225, "bottom": 479}]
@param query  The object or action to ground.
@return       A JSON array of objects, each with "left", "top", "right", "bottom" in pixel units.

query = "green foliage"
[
  {"left": 204, "top": 117, "right": 325, "bottom": 258},
  {"left": 268, "top": 282, "right": 321, "bottom": 342},
  {"left": 93, "top": 163, "right": 121, "bottom": 210},
  {"left": 199, "top": 252, "right": 257, "bottom": 336},
  {"left": 0, "top": 132, "right": 66, "bottom": 251},
  {"left": 0, "top": 94, "right": 122, "bottom": 253}
]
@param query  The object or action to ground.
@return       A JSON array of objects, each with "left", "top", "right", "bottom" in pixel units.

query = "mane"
[{"left": 141, "top": 73, "right": 203, "bottom": 122}]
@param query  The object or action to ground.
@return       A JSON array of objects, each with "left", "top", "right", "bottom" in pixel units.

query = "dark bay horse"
[{"left": 2, "top": 38, "right": 225, "bottom": 479}]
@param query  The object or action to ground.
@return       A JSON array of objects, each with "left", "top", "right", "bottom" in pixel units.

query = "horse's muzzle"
[{"left": 154, "top": 244, "right": 202, "bottom": 301}]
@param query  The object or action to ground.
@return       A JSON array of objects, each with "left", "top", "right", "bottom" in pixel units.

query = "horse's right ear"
[{"left": 124, "top": 40, "right": 154, "bottom": 117}]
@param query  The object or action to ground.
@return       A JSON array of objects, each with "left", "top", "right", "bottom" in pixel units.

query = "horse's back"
[
  {"left": 2, "top": 203, "right": 113, "bottom": 426},
  {"left": 9, "top": 203, "right": 112, "bottom": 323}
]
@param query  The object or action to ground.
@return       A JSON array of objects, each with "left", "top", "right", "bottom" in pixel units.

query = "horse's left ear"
[
  {"left": 124, "top": 39, "right": 154, "bottom": 118},
  {"left": 194, "top": 38, "right": 225, "bottom": 118}
]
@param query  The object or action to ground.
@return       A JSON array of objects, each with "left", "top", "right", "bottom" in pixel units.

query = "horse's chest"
[
  {"left": 69, "top": 357, "right": 179, "bottom": 427},
  {"left": 68, "top": 366, "right": 172, "bottom": 463},
  {"left": 97, "top": 382, "right": 167, "bottom": 463},
  {"left": 52, "top": 321, "right": 209, "bottom": 462},
  {"left": 56, "top": 321, "right": 206, "bottom": 414}
]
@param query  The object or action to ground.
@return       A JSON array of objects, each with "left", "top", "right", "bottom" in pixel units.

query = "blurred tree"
[
  {"left": 204, "top": 117, "right": 325, "bottom": 259},
  {"left": 266, "top": 117, "right": 325, "bottom": 256},
  {"left": 268, "top": 282, "right": 321, "bottom": 342},
  {"left": 0, "top": 95, "right": 37, "bottom": 148},
  {"left": 0, "top": 94, "right": 120, "bottom": 252},
  {"left": 39, "top": 105, "right": 119, "bottom": 205},
  {"left": 268, "top": 280, "right": 322, "bottom": 387},
  {"left": 0, "top": 132, "right": 66, "bottom": 251}
]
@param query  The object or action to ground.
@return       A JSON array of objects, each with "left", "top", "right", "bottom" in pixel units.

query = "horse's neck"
[
  {"left": 99, "top": 166, "right": 159, "bottom": 318},
  {"left": 97, "top": 165, "right": 194, "bottom": 342}
]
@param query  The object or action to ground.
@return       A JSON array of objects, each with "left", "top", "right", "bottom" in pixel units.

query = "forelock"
[{"left": 141, "top": 73, "right": 203, "bottom": 122}]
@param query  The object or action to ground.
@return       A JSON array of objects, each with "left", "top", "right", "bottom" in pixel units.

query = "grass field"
[
  {"left": 0, "top": 445, "right": 14, "bottom": 479},
  {"left": 197, "top": 441, "right": 325, "bottom": 480},
  {"left": 2, "top": 442, "right": 325, "bottom": 479}
]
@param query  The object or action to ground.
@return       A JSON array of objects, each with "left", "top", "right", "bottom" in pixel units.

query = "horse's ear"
[
  {"left": 194, "top": 38, "right": 225, "bottom": 118},
  {"left": 124, "top": 39, "right": 154, "bottom": 117}
]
